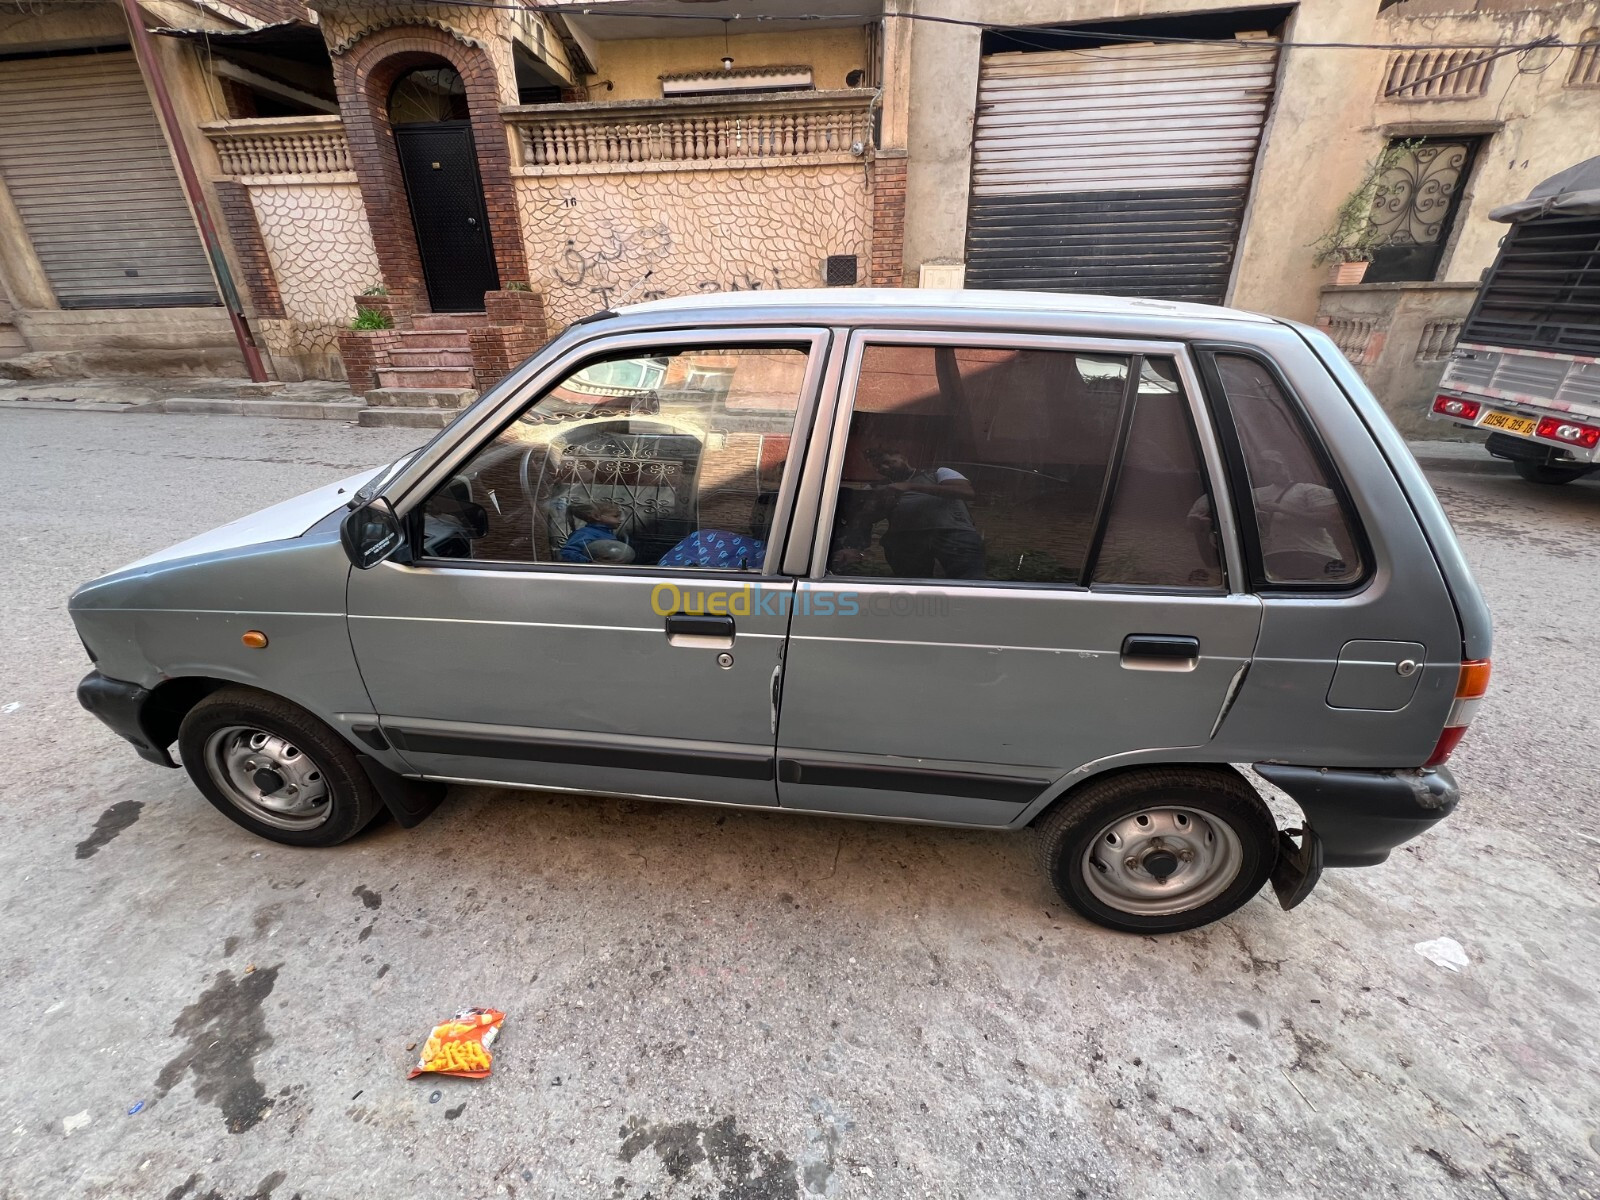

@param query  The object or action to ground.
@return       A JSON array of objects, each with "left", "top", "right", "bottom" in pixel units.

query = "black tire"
[
  {"left": 1035, "top": 767, "right": 1278, "bottom": 934},
  {"left": 177, "top": 686, "right": 382, "bottom": 847},
  {"left": 1513, "top": 459, "right": 1592, "bottom": 485}
]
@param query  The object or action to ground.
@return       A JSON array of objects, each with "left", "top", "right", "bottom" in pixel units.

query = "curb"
[{"left": 1408, "top": 453, "right": 1510, "bottom": 476}]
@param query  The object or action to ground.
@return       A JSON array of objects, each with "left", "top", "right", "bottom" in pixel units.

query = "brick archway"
[{"left": 332, "top": 26, "right": 527, "bottom": 311}]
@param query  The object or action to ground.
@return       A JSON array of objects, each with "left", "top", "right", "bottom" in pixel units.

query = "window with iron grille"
[
  {"left": 1362, "top": 136, "right": 1478, "bottom": 283},
  {"left": 1461, "top": 216, "right": 1600, "bottom": 357}
]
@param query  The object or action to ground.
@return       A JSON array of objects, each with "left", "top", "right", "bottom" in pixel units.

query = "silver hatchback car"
[{"left": 71, "top": 291, "right": 1491, "bottom": 934}]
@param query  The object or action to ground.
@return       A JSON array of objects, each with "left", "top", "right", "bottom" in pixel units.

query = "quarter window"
[
  {"left": 826, "top": 344, "right": 1221, "bottom": 588},
  {"left": 418, "top": 346, "right": 810, "bottom": 571},
  {"left": 1211, "top": 353, "right": 1364, "bottom": 587}
]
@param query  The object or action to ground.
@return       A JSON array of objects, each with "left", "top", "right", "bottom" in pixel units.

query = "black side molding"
[
  {"left": 778, "top": 758, "right": 1048, "bottom": 804},
  {"left": 386, "top": 727, "right": 776, "bottom": 781},
  {"left": 1253, "top": 763, "right": 1458, "bottom": 867}
]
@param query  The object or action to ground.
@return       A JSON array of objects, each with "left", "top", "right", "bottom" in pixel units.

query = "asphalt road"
[{"left": 1, "top": 410, "right": 1596, "bottom": 1200}]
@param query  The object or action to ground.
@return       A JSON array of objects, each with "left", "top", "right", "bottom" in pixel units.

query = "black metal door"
[{"left": 394, "top": 121, "right": 499, "bottom": 312}]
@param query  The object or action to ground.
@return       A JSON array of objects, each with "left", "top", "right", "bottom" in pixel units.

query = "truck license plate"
[{"left": 1482, "top": 409, "right": 1538, "bottom": 436}]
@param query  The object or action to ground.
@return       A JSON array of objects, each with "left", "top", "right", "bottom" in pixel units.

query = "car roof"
[{"left": 620, "top": 287, "right": 1277, "bottom": 326}]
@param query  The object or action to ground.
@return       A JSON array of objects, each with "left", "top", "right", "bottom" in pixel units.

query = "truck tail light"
[
  {"left": 1534, "top": 415, "right": 1600, "bottom": 449},
  {"left": 1432, "top": 395, "right": 1482, "bottom": 421},
  {"left": 1425, "top": 658, "right": 1491, "bottom": 768}
]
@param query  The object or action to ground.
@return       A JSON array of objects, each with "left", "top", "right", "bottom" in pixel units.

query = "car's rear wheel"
[
  {"left": 1513, "top": 459, "right": 1593, "bottom": 485},
  {"left": 178, "top": 686, "right": 381, "bottom": 847},
  {"left": 1036, "top": 767, "right": 1278, "bottom": 934}
]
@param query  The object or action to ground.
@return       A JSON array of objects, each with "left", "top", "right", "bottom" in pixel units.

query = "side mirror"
[{"left": 340, "top": 499, "right": 405, "bottom": 570}]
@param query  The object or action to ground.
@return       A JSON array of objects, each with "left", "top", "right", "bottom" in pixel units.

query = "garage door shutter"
[
  {"left": 0, "top": 50, "right": 217, "bottom": 308},
  {"left": 965, "top": 41, "right": 1279, "bottom": 304}
]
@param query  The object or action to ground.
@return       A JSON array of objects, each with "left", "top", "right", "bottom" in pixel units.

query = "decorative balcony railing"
[
  {"left": 505, "top": 90, "right": 875, "bottom": 171},
  {"left": 203, "top": 116, "right": 352, "bottom": 177}
]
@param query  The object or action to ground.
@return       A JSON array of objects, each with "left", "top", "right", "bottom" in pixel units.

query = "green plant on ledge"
[
  {"left": 505, "top": 280, "right": 533, "bottom": 292},
  {"left": 360, "top": 284, "right": 390, "bottom": 297},
  {"left": 1311, "top": 139, "right": 1420, "bottom": 266},
  {"left": 350, "top": 307, "right": 394, "bottom": 331}
]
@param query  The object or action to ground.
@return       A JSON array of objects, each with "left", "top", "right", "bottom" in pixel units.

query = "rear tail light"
[
  {"left": 1432, "top": 395, "right": 1482, "bottom": 421},
  {"left": 1425, "top": 658, "right": 1491, "bottom": 768},
  {"left": 1534, "top": 416, "right": 1600, "bottom": 449}
]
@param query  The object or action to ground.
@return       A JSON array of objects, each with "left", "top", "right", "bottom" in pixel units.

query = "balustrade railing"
[
  {"left": 506, "top": 90, "right": 874, "bottom": 169},
  {"left": 204, "top": 116, "right": 352, "bottom": 177}
]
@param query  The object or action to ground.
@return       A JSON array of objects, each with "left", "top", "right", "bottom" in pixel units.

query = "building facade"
[
  {"left": 0, "top": 0, "right": 1597, "bottom": 431},
  {"left": 902, "top": 0, "right": 1600, "bottom": 432}
]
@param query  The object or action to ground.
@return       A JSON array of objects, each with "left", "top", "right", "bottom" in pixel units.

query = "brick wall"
[
  {"left": 485, "top": 289, "right": 546, "bottom": 329},
  {"left": 469, "top": 326, "right": 544, "bottom": 392},
  {"left": 215, "top": 181, "right": 285, "bottom": 319},
  {"left": 337, "top": 329, "right": 401, "bottom": 393},
  {"left": 869, "top": 154, "right": 908, "bottom": 287}
]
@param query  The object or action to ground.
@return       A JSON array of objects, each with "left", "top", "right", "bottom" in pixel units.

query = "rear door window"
[
  {"left": 1207, "top": 352, "right": 1364, "bottom": 587},
  {"left": 823, "top": 342, "right": 1223, "bottom": 589}
]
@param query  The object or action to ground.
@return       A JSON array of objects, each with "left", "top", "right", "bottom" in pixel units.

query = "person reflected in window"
[
  {"left": 560, "top": 500, "right": 630, "bottom": 563},
  {"left": 833, "top": 447, "right": 986, "bottom": 579},
  {"left": 1186, "top": 451, "right": 1346, "bottom": 579}
]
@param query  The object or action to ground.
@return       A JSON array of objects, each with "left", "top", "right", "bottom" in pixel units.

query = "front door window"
[{"left": 418, "top": 345, "right": 811, "bottom": 571}]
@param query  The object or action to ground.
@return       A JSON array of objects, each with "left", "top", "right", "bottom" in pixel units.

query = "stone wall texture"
[
  {"left": 249, "top": 181, "right": 383, "bottom": 369},
  {"left": 516, "top": 164, "right": 872, "bottom": 328}
]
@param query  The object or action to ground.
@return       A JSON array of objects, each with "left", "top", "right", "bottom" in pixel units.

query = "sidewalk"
[{"left": 0, "top": 375, "right": 363, "bottom": 420}]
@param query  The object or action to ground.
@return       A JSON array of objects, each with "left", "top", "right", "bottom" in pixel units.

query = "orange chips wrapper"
[{"left": 408, "top": 1008, "right": 505, "bottom": 1079}]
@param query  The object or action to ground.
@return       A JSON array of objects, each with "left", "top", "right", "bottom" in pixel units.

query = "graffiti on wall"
[{"left": 517, "top": 166, "right": 870, "bottom": 326}]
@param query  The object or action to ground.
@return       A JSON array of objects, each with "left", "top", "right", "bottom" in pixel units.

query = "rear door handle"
[
  {"left": 1121, "top": 634, "right": 1201, "bottom": 671},
  {"left": 665, "top": 613, "right": 735, "bottom": 648}
]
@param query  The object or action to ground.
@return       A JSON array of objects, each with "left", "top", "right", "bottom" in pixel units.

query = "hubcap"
[
  {"left": 203, "top": 725, "right": 331, "bottom": 831},
  {"left": 1081, "top": 806, "right": 1244, "bottom": 917}
]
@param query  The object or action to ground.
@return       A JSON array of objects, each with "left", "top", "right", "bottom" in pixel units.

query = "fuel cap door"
[{"left": 1327, "top": 640, "right": 1426, "bottom": 711}]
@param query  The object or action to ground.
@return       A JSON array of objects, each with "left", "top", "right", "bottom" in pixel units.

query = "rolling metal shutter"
[
  {"left": 966, "top": 41, "right": 1279, "bottom": 303},
  {"left": 0, "top": 50, "right": 216, "bottom": 308}
]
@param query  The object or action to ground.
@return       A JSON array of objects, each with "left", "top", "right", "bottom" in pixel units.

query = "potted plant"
[
  {"left": 336, "top": 306, "right": 400, "bottom": 393},
  {"left": 1312, "top": 140, "right": 1418, "bottom": 286},
  {"left": 349, "top": 284, "right": 414, "bottom": 330}
]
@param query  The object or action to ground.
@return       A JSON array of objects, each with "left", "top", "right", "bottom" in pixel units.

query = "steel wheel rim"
[
  {"left": 1080, "top": 806, "right": 1244, "bottom": 917},
  {"left": 203, "top": 725, "right": 332, "bottom": 831}
]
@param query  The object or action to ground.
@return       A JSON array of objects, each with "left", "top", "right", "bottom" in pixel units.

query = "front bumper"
[
  {"left": 1252, "top": 763, "right": 1458, "bottom": 867},
  {"left": 76, "top": 671, "right": 176, "bottom": 768}
]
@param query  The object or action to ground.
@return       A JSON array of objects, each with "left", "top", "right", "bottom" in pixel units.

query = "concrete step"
[
  {"left": 358, "top": 406, "right": 462, "bottom": 429},
  {"left": 161, "top": 397, "right": 368, "bottom": 421},
  {"left": 389, "top": 346, "right": 474, "bottom": 368},
  {"left": 364, "top": 386, "right": 477, "bottom": 409},
  {"left": 396, "top": 329, "right": 475, "bottom": 350},
  {"left": 412, "top": 312, "right": 486, "bottom": 331},
  {"left": 376, "top": 365, "right": 475, "bottom": 390}
]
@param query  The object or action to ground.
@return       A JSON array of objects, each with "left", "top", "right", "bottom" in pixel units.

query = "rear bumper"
[
  {"left": 1252, "top": 763, "right": 1458, "bottom": 867},
  {"left": 76, "top": 671, "right": 176, "bottom": 768}
]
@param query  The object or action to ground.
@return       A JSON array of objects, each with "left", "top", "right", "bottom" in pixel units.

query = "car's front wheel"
[
  {"left": 178, "top": 686, "right": 382, "bottom": 847},
  {"left": 1036, "top": 767, "right": 1278, "bottom": 934}
]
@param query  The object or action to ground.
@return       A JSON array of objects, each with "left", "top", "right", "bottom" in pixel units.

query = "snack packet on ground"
[{"left": 408, "top": 1008, "right": 505, "bottom": 1079}]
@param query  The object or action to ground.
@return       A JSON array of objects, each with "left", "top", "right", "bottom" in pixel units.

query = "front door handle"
[
  {"left": 1121, "top": 634, "right": 1201, "bottom": 671},
  {"left": 665, "top": 613, "right": 735, "bottom": 649}
]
